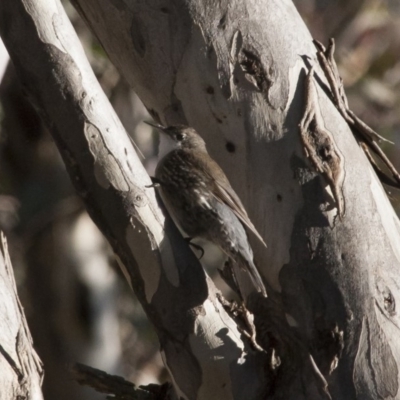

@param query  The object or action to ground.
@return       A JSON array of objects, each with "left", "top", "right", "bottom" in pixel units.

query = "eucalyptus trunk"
[{"left": 1, "top": 0, "right": 399, "bottom": 399}]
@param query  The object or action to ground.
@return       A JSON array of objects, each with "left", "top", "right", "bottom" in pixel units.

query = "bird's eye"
[{"left": 176, "top": 133, "right": 185, "bottom": 141}]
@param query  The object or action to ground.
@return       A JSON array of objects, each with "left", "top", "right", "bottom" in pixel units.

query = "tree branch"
[
  {"left": 0, "top": 0, "right": 264, "bottom": 398},
  {"left": 70, "top": 363, "right": 172, "bottom": 400},
  {"left": 0, "top": 232, "right": 44, "bottom": 399}
]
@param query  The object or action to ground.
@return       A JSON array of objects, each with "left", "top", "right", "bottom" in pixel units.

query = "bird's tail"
[
  {"left": 236, "top": 254, "right": 267, "bottom": 297},
  {"left": 247, "top": 260, "right": 267, "bottom": 297}
]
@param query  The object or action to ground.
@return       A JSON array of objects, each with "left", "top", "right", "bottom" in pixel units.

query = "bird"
[{"left": 145, "top": 121, "right": 267, "bottom": 297}]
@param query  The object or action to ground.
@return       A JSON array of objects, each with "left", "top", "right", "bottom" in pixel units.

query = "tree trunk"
[
  {"left": 69, "top": 1, "right": 400, "bottom": 399},
  {"left": 0, "top": 1, "right": 263, "bottom": 399},
  {"left": 1, "top": 0, "right": 400, "bottom": 399},
  {"left": 0, "top": 233, "right": 44, "bottom": 400}
]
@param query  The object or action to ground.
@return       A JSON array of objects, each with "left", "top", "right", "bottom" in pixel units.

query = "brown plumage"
[{"left": 146, "top": 122, "right": 267, "bottom": 296}]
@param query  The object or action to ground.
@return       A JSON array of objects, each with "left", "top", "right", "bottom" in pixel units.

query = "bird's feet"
[
  {"left": 145, "top": 177, "right": 162, "bottom": 188},
  {"left": 217, "top": 294, "right": 265, "bottom": 352},
  {"left": 185, "top": 238, "right": 205, "bottom": 259},
  {"left": 240, "top": 306, "right": 265, "bottom": 352}
]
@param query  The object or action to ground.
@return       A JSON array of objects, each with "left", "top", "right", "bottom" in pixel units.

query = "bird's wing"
[
  {"left": 213, "top": 179, "right": 267, "bottom": 247},
  {"left": 194, "top": 152, "right": 267, "bottom": 248}
]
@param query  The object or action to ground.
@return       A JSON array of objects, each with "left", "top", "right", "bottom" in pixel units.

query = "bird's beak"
[{"left": 144, "top": 121, "right": 167, "bottom": 131}]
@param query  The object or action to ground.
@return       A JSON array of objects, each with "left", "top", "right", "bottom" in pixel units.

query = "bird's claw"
[
  {"left": 145, "top": 177, "right": 162, "bottom": 188},
  {"left": 185, "top": 238, "right": 205, "bottom": 259},
  {"left": 237, "top": 304, "right": 265, "bottom": 352},
  {"left": 218, "top": 295, "right": 265, "bottom": 352}
]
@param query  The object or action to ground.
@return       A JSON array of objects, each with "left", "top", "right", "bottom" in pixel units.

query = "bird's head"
[{"left": 145, "top": 122, "right": 206, "bottom": 156}]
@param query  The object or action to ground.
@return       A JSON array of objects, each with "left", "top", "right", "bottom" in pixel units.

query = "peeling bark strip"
[
  {"left": 314, "top": 39, "right": 400, "bottom": 189},
  {"left": 299, "top": 67, "right": 345, "bottom": 218},
  {"left": 0, "top": 233, "right": 44, "bottom": 399}
]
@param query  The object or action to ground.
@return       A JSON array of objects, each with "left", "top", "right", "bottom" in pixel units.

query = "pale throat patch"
[{"left": 158, "top": 133, "right": 180, "bottom": 159}]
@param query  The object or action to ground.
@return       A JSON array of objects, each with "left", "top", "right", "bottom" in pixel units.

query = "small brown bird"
[{"left": 146, "top": 122, "right": 267, "bottom": 296}]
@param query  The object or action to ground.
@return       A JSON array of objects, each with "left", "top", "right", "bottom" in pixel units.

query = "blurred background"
[{"left": 0, "top": 0, "right": 399, "bottom": 398}]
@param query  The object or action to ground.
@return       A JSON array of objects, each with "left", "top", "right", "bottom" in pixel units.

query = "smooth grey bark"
[
  {"left": 0, "top": 1, "right": 264, "bottom": 399},
  {"left": 0, "top": 233, "right": 44, "bottom": 400},
  {"left": 67, "top": 0, "right": 400, "bottom": 399}
]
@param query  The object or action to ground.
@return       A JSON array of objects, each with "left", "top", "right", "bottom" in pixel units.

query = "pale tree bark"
[
  {"left": 1, "top": 0, "right": 400, "bottom": 400},
  {"left": 0, "top": 233, "right": 44, "bottom": 400},
  {"left": 0, "top": 1, "right": 264, "bottom": 399},
  {"left": 68, "top": 0, "right": 400, "bottom": 399}
]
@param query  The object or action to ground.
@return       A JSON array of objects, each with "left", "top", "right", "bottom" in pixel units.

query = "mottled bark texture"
[
  {"left": 0, "top": 1, "right": 264, "bottom": 399},
  {"left": 1, "top": 0, "right": 400, "bottom": 398},
  {"left": 0, "top": 233, "right": 44, "bottom": 400},
  {"left": 68, "top": 0, "right": 400, "bottom": 399}
]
